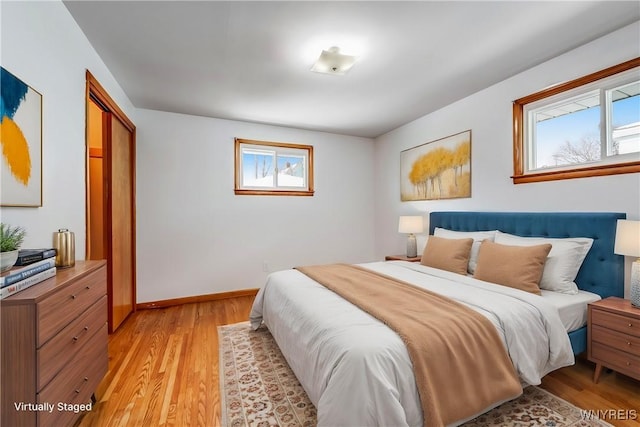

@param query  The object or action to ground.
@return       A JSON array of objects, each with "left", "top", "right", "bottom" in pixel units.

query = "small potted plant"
[{"left": 1, "top": 223, "right": 26, "bottom": 272}]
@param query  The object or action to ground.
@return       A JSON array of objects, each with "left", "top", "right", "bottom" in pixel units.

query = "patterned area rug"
[{"left": 219, "top": 322, "right": 611, "bottom": 427}]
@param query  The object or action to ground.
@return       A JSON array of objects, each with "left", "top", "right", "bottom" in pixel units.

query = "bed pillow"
[
  {"left": 473, "top": 240, "right": 552, "bottom": 295},
  {"left": 433, "top": 228, "right": 497, "bottom": 274},
  {"left": 420, "top": 236, "right": 473, "bottom": 275},
  {"left": 494, "top": 231, "right": 594, "bottom": 295}
]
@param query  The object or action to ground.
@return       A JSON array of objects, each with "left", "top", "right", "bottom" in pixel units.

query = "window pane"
[
  {"left": 276, "top": 154, "right": 305, "bottom": 188},
  {"left": 610, "top": 82, "right": 640, "bottom": 156},
  {"left": 235, "top": 138, "right": 314, "bottom": 196},
  {"left": 513, "top": 59, "right": 640, "bottom": 183},
  {"left": 242, "top": 149, "right": 275, "bottom": 187},
  {"left": 531, "top": 93, "right": 601, "bottom": 170}
]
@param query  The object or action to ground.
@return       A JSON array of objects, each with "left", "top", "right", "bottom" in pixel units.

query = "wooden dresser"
[
  {"left": 588, "top": 296, "right": 640, "bottom": 383},
  {"left": 1, "top": 260, "right": 108, "bottom": 427}
]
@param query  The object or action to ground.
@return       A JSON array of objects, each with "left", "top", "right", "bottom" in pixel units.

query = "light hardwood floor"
[{"left": 79, "top": 297, "right": 640, "bottom": 427}]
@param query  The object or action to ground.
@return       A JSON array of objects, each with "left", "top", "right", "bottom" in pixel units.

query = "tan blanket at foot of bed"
[{"left": 296, "top": 263, "right": 522, "bottom": 427}]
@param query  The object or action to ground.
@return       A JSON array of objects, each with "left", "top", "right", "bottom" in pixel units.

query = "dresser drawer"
[
  {"left": 37, "top": 267, "right": 106, "bottom": 346},
  {"left": 591, "top": 342, "right": 640, "bottom": 380},
  {"left": 37, "top": 322, "right": 108, "bottom": 426},
  {"left": 37, "top": 296, "right": 107, "bottom": 390},
  {"left": 591, "top": 309, "right": 640, "bottom": 338},
  {"left": 591, "top": 324, "right": 640, "bottom": 356}
]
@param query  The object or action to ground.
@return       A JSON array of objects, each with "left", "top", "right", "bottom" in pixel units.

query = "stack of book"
[{"left": 0, "top": 249, "right": 57, "bottom": 299}]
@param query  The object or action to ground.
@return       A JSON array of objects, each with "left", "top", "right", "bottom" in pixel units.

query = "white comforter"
[{"left": 249, "top": 261, "right": 574, "bottom": 427}]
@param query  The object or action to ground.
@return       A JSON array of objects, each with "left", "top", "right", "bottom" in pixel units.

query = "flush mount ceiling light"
[{"left": 310, "top": 46, "right": 357, "bottom": 75}]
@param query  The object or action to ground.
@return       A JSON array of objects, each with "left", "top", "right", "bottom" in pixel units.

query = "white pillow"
[
  {"left": 493, "top": 231, "right": 594, "bottom": 294},
  {"left": 433, "top": 228, "right": 497, "bottom": 274}
]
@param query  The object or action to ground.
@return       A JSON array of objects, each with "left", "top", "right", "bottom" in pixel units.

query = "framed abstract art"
[
  {"left": 400, "top": 130, "right": 471, "bottom": 201},
  {"left": 1, "top": 67, "right": 42, "bottom": 207}
]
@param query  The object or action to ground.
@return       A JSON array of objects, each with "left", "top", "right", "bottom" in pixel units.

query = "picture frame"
[
  {"left": 1, "top": 67, "right": 43, "bottom": 207},
  {"left": 400, "top": 130, "right": 471, "bottom": 201}
]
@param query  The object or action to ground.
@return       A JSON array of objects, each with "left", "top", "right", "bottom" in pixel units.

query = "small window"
[
  {"left": 513, "top": 58, "right": 640, "bottom": 183},
  {"left": 234, "top": 138, "right": 314, "bottom": 196}
]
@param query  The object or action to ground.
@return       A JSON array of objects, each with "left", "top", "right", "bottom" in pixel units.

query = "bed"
[
  {"left": 249, "top": 211, "right": 625, "bottom": 427},
  {"left": 429, "top": 211, "right": 625, "bottom": 355}
]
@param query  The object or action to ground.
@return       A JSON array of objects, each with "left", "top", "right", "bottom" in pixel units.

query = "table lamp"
[
  {"left": 398, "top": 216, "right": 424, "bottom": 258},
  {"left": 614, "top": 219, "right": 640, "bottom": 307}
]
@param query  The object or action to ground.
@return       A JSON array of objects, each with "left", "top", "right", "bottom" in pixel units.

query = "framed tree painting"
[
  {"left": 400, "top": 130, "right": 471, "bottom": 201},
  {"left": 1, "top": 67, "right": 42, "bottom": 207}
]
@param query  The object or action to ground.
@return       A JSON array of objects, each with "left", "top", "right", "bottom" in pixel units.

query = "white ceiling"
[{"left": 63, "top": 1, "right": 640, "bottom": 138}]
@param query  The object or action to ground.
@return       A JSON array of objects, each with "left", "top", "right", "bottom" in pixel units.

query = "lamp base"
[
  {"left": 631, "top": 260, "right": 640, "bottom": 308},
  {"left": 406, "top": 234, "right": 417, "bottom": 258}
]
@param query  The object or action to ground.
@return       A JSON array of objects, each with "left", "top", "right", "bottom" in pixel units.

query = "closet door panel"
[{"left": 109, "top": 117, "right": 134, "bottom": 332}]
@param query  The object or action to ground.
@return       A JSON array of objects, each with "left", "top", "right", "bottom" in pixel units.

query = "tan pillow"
[
  {"left": 420, "top": 236, "right": 473, "bottom": 275},
  {"left": 473, "top": 240, "right": 552, "bottom": 295}
]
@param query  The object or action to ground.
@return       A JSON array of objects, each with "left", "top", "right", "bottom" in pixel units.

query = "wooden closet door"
[{"left": 108, "top": 116, "right": 134, "bottom": 332}]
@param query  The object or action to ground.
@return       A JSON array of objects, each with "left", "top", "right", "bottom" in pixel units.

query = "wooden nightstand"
[
  {"left": 588, "top": 296, "right": 640, "bottom": 383},
  {"left": 385, "top": 255, "right": 421, "bottom": 262}
]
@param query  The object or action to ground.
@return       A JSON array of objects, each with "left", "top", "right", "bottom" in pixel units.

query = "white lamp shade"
[
  {"left": 615, "top": 220, "right": 640, "bottom": 257},
  {"left": 398, "top": 216, "right": 424, "bottom": 234}
]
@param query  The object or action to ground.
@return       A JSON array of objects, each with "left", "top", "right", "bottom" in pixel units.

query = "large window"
[
  {"left": 513, "top": 58, "right": 640, "bottom": 183},
  {"left": 234, "top": 138, "right": 314, "bottom": 196}
]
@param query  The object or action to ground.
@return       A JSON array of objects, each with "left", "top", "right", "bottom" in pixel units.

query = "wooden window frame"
[
  {"left": 512, "top": 57, "right": 640, "bottom": 184},
  {"left": 234, "top": 138, "right": 314, "bottom": 196}
]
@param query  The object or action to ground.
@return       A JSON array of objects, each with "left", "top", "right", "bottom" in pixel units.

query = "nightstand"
[
  {"left": 385, "top": 255, "right": 421, "bottom": 262},
  {"left": 588, "top": 296, "right": 640, "bottom": 383}
]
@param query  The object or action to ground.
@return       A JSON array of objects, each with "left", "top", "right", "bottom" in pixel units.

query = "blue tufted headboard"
[{"left": 429, "top": 211, "right": 626, "bottom": 354}]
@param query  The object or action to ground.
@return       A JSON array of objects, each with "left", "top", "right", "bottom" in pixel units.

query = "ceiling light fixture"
[{"left": 310, "top": 46, "right": 357, "bottom": 75}]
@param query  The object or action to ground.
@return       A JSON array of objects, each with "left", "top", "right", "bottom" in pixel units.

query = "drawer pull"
[
  {"left": 71, "top": 286, "right": 92, "bottom": 300},
  {"left": 630, "top": 323, "right": 633, "bottom": 327},
  {"left": 627, "top": 362, "right": 631, "bottom": 366},
  {"left": 72, "top": 326, "right": 90, "bottom": 342},
  {"left": 75, "top": 377, "right": 89, "bottom": 393}
]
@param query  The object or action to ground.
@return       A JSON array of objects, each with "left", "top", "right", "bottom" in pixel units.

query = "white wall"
[
  {"left": 136, "top": 109, "right": 375, "bottom": 303},
  {"left": 374, "top": 22, "right": 640, "bottom": 294},
  {"left": 0, "top": 1, "right": 136, "bottom": 255},
  {"left": 1, "top": 1, "right": 375, "bottom": 304}
]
